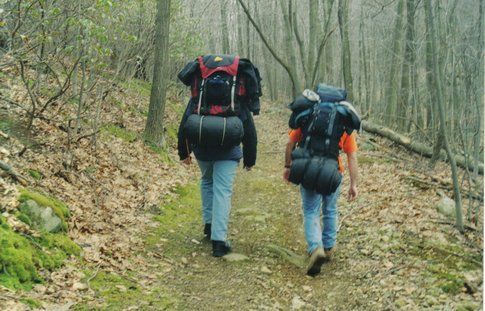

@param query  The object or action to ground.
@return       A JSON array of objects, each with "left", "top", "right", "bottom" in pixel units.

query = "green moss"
[
  {"left": 0, "top": 226, "right": 41, "bottom": 289},
  {"left": 82, "top": 271, "right": 174, "bottom": 310},
  {"left": 20, "top": 298, "right": 42, "bottom": 309},
  {"left": 147, "top": 143, "right": 172, "bottom": 163},
  {"left": 101, "top": 124, "right": 138, "bottom": 143},
  {"left": 121, "top": 79, "right": 151, "bottom": 97},
  {"left": 145, "top": 183, "right": 200, "bottom": 254},
  {"left": 16, "top": 212, "right": 32, "bottom": 226},
  {"left": 0, "top": 223, "right": 80, "bottom": 290},
  {"left": 18, "top": 188, "right": 70, "bottom": 231},
  {"left": 40, "top": 233, "right": 82, "bottom": 257},
  {"left": 28, "top": 169, "right": 43, "bottom": 181}
]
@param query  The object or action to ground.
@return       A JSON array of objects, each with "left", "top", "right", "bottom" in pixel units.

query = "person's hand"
[
  {"left": 348, "top": 184, "right": 358, "bottom": 201},
  {"left": 181, "top": 156, "right": 192, "bottom": 165},
  {"left": 244, "top": 165, "right": 253, "bottom": 171},
  {"left": 283, "top": 168, "right": 290, "bottom": 182}
]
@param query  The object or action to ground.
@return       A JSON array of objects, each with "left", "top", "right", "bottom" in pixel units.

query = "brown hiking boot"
[
  {"left": 324, "top": 246, "right": 336, "bottom": 262},
  {"left": 306, "top": 247, "right": 326, "bottom": 276}
]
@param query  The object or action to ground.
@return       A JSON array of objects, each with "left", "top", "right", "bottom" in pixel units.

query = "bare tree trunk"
[
  {"left": 144, "top": 0, "right": 171, "bottom": 147},
  {"left": 237, "top": 0, "right": 300, "bottom": 97},
  {"left": 338, "top": 0, "right": 353, "bottom": 100},
  {"left": 424, "top": 0, "right": 464, "bottom": 232},
  {"left": 384, "top": 0, "right": 404, "bottom": 124},
  {"left": 398, "top": 0, "right": 415, "bottom": 132},
  {"left": 220, "top": 0, "right": 230, "bottom": 54}
]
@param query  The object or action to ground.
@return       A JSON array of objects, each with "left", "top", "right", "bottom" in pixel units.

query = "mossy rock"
[
  {"left": 19, "top": 200, "right": 63, "bottom": 233},
  {"left": 18, "top": 188, "right": 70, "bottom": 231},
  {"left": 0, "top": 223, "right": 81, "bottom": 290}
]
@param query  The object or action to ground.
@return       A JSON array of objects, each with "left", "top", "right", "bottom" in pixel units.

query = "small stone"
[
  {"left": 33, "top": 284, "right": 47, "bottom": 294},
  {"left": 222, "top": 253, "right": 249, "bottom": 262},
  {"left": 302, "top": 285, "right": 312, "bottom": 292},
  {"left": 260, "top": 266, "right": 272, "bottom": 274},
  {"left": 395, "top": 298, "right": 407, "bottom": 307},
  {"left": 181, "top": 257, "right": 188, "bottom": 265},
  {"left": 115, "top": 285, "right": 127, "bottom": 292},
  {"left": 425, "top": 295, "right": 438, "bottom": 306},
  {"left": 291, "top": 295, "right": 306, "bottom": 310},
  {"left": 72, "top": 282, "right": 88, "bottom": 291},
  {"left": 191, "top": 239, "right": 200, "bottom": 245}
]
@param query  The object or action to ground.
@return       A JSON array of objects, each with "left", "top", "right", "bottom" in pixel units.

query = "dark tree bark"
[
  {"left": 338, "top": 0, "right": 353, "bottom": 100},
  {"left": 424, "top": 0, "right": 464, "bottom": 232},
  {"left": 144, "top": 0, "right": 171, "bottom": 147}
]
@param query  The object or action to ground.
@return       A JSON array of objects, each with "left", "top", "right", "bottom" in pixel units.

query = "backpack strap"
[
  {"left": 230, "top": 76, "right": 236, "bottom": 111},
  {"left": 197, "top": 79, "right": 205, "bottom": 115}
]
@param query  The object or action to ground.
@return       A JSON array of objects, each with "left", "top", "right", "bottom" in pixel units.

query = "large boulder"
[{"left": 19, "top": 200, "right": 62, "bottom": 233}]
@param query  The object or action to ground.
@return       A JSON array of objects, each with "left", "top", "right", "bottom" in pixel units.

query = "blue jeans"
[
  {"left": 197, "top": 160, "right": 239, "bottom": 241},
  {"left": 300, "top": 185, "right": 341, "bottom": 254}
]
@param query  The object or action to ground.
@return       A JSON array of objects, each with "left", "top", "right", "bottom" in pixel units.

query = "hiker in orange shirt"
[{"left": 283, "top": 87, "right": 360, "bottom": 276}]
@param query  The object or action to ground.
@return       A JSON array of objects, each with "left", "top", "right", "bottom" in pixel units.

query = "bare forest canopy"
[{"left": 0, "top": 2, "right": 483, "bottom": 221}]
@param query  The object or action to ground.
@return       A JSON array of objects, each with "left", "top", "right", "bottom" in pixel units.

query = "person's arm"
[
  {"left": 242, "top": 110, "right": 257, "bottom": 170},
  {"left": 178, "top": 100, "right": 194, "bottom": 164},
  {"left": 346, "top": 151, "right": 359, "bottom": 201},
  {"left": 283, "top": 139, "right": 297, "bottom": 181}
]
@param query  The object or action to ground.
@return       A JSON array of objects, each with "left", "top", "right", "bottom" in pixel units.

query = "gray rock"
[
  {"left": 20, "top": 200, "right": 62, "bottom": 232},
  {"left": 260, "top": 266, "right": 272, "bottom": 274},
  {"left": 291, "top": 295, "right": 306, "bottom": 310},
  {"left": 223, "top": 253, "right": 249, "bottom": 262},
  {"left": 436, "top": 196, "right": 455, "bottom": 218}
]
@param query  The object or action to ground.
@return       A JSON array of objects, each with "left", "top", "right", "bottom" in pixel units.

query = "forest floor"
[{"left": 0, "top": 74, "right": 483, "bottom": 310}]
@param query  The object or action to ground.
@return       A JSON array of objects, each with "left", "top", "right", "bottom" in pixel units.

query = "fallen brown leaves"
[{"left": 0, "top": 63, "right": 195, "bottom": 308}]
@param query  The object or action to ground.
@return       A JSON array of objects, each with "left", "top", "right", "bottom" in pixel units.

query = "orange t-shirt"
[{"left": 289, "top": 128, "right": 357, "bottom": 172}]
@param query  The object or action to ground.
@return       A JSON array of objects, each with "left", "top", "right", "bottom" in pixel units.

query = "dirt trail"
[{"left": 76, "top": 106, "right": 482, "bottom": 310}]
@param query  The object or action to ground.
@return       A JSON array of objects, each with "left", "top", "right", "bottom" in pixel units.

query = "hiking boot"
[
  {"left": 203, "top": 223, "right": 211, "bottom": 240},
  {"left": 324, "top": 246, "right": 336, "bottom": 262},
  {"left": 306, "top": 247, "right": 326, "bottom": 276},
  {"left": 212, "top": 240, "right": 232, "bottom": 257}
]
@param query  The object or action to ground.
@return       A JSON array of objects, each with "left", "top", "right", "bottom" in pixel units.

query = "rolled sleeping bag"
[
  {"left": 315, "top": 83, "right": 347, "bottom": 102},
  {"left": 301, "top": 157, "right": 322, "bottom": 191},
  {"left": 289, "top": 147, "right": 312, "bottom": 184},
  {"left": 291, "top": 147, "right": 311, "bottom": 160},
  {"left": 315, "top": 158, "right": 341, "bottom": 195},
  {"left": 184, "top": 114, "right": 244, "bottom": 148}
]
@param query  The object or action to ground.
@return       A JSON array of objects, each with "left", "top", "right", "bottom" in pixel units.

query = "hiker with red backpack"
[
  {"left": 283, "top": 85, "right": 360, "bottom": 276},
  {"left": 177, "top": 55, "right": 262, "bottom": 257}
]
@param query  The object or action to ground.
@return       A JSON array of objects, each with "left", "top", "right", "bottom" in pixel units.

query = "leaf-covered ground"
[{"left": 0, "top": 71, "right": 483, "bottom": 310}]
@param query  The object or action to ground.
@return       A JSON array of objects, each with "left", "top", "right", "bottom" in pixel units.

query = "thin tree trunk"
[
  {"left": 424, "top": 0, "right": 464, "bottom": 232},
  {"left": 384, "top": 0, "right": 404, "bottom": 124},
  {"left": 338, "top": 0, "right": 353, "bottom": 100},
  {"left": 237, "top": 0, "right": 300, "bottom": 97},
  {"left": 144, "top": 0, "right": 171, "bottom": 147},
  {"left": 398, "top": 0, "right": 415, "bottom": 132},
  {"left": 220, "top": 0, "right": 230, "bottom": 54}
]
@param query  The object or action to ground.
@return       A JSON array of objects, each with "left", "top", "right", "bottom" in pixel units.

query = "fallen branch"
[
  {"left": 266, "top": 244, "right": 306, "bottom": 268},
  {"left": 404, "top": 175, "right": 483, "bottom": 201},
  {"left": 0, "top": 160, "right": 28, "bottom": 186},
  {"left": 0, "top": 131, "right": 9, "bottom": 139},
  {"left": 362, "top": 121, "right": 484, "bottom": 174}
]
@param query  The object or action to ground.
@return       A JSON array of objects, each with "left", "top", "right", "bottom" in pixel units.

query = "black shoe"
[
  {"left": 306, "top": 247, "right": 326, "bottom": 276},
  {"left": 204, "top": 223, "right": 211, "bottom": 239},
  {"left": 212, "top": 240, "right": 232, "bottom": 257}
]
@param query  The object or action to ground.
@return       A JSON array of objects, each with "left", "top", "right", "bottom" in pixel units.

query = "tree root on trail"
[
  {"left": 362, "top": 121, "right": 484, "bottom": 175},
  {"left": 266, "top": 244, "right": 306, "bottom": 268},
  {"left": 0, "top": 160, "right": 28, "bottom": 186}
]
